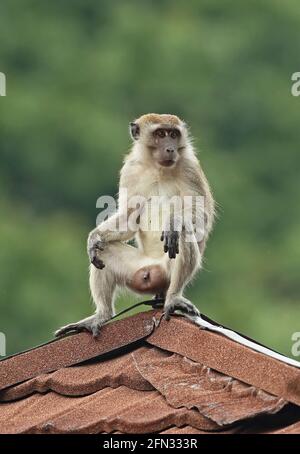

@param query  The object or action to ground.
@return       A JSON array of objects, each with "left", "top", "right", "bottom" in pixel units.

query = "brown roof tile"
[
  {"left": 236, "top": 404, "right": 300, "bottom": 434},
  {"left": 0, "top": 311, "right": 157, "bottom": 392},
  {"left": 0, "top": 310, "right": 299, "bottom": 434},
  {"left": 0, "top": 350, "right": 153, "bottom": 402},
  {"left": 161, "top": 425, "right": 208, "bottom": 434},
  {"left": 133, "top": 346, "right": 286, "bottom": 426},
  {"left": 147, "top": 316, "right": 300, "bottom": 406},
  {"left": 162, "top": 405, "right": 300, "bottom": 434},
  {"left": 161, "top": 425, "right": 245, "bottom": 434},
  {"left": 0, "top": 387, "right": 217, "bottom": 434}
]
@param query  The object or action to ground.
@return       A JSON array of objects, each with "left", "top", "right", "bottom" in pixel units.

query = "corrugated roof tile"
[
  {"left": 133, "top": 346, "right": 286, "bottom": 426},
  {"left": 0, "top": 386, "right": 218, "bottom": 434},
  {"left": 147, "top": 316, "right": 300, "bottom": 406},
  {"left": 0, "top": 311, "right": 157, "bottom": 392},
  {"left": 0, "top": 350, "right": 153, "bottom": 402},
  {"left": 0, "top": 311, "right": 299, "bottom": 434}
]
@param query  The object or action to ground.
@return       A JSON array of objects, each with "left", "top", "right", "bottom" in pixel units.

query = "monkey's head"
[{"left": 130, "top": 113, "right": 188, "bottom": 169}]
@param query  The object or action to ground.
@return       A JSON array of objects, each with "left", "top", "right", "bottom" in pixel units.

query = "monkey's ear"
[{"left": 129, "top": 122, "right": 140, "bottom": 140}]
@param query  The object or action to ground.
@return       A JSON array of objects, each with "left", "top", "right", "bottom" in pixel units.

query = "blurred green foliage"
[{"left": 0, "top": 0, "right": 299, "bottom": 357}]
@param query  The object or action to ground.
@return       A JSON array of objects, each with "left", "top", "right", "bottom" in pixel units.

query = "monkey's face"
[
  {"left": 147, "top": 126, "right": 182, "bottom": 168},
  {"left": 130, "top": 121, "right": 185, "bottom": 169}
]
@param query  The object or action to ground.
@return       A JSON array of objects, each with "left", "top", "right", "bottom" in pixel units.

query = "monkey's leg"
[
  {"left": 55, "top": 257, "right": 117, "bottom": 337},
  {"left": 164, "top": 230, "right": 202, "bottom": 320},
  {"left": 55, "top": 242, "right": 168, "bottom": 337}
]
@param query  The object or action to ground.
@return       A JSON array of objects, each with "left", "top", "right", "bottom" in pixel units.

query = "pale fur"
[{"left": 55, "top": 114, "right": 215, "bottom": 337}]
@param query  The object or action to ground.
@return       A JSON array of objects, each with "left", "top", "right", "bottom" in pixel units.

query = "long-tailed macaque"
[{"left": 56, "top": 114, "right": 215, "bottom": 337}]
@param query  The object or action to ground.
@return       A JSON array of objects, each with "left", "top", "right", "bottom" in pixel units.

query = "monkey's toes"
[
  {"left": 54, "top": 323, "right": 84, "bottom": 337},
  {"left": 55, "top": 318, "right": 103, "bottom": 338},
  {"left": 164, "top": 299, "right": 200, "bottom": 321},
  {"left": 151, "top": 294, "right": 165, "bottom": 308}
]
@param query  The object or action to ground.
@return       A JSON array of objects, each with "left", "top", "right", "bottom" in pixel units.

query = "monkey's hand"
[
  {"left": 160, "top": 230, "right": 179, "bottom": 259},
  {"left": 87, "top": 231, "right": 106, "bottom": 269},
  {"left": 164, "top": 296, "right": 200, "bottom": 321}
]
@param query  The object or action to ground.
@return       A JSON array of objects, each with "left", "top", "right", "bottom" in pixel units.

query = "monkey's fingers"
[
  {"left": 173, "top": 234, "right": 178, "bottom": 258},
  {"left": 88, "top": 246, "right": 105, "bottom": 269},
  {"left": 162, "top": 231, "right": 179, "bottom": 258},
  {"left": 91, "top": 256, "right": 105, "bottom": 269},
  {"left": 168, "top": 243, "right": 175, "bottom": 259},
  {"left": 168, "top": 232, "right": 179, "bottom": 259},
  {"left": 163, "top": 233, "right": 169, "bottom": 253}
]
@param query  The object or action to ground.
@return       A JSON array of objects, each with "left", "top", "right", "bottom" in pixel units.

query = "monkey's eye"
[
  {"left": 155, "top": 129, "right": 166, "bottom": 138},
  {"left": 170, "top": 129, "right": 180, "bottom": 139}
]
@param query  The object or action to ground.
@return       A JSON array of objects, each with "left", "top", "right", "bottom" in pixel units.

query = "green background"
[{"left": 0, "top": 0, "right": 299, "bottom": 357}]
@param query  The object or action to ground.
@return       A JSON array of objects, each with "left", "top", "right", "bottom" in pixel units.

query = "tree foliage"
[{"left": 0, "top": 0, "right": 299, "bottom": 356}]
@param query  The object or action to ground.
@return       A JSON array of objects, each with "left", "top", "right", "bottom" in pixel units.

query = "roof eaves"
[
  {"left": 147, "top": 316, "right": 300, "bottom": 406},
  {"left": 0, "top": 310, "right": 159, "bottom": 392}
]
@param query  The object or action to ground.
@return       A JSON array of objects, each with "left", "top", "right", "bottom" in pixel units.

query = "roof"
[{"left": 0, "top": 310, "right": 299, "bottom": 434}]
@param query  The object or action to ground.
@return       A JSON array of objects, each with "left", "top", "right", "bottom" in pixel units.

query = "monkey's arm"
[
  {"left": 163, "top": 162, "right": 215, "bottom": 318},
  {"left": 88, "top": 205, "right": 140, "bottom": 269},
  {"left": 88, "top": 161, "right": 144, "bottom": 268},
  {"left": 161, "top": 171, "right": 214, "bottom": 260}
]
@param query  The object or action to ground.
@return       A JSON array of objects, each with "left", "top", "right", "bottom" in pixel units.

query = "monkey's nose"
[{"left": 166, "top": 148, "right": 174, "bottom": 154}]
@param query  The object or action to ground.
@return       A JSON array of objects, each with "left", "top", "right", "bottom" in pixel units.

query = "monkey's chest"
[
  {"left": 138, "top": 182, "right": 180, "bottom": 258},
  {"left": 141, "top": 182, "right": 180, "bottom": 229}
]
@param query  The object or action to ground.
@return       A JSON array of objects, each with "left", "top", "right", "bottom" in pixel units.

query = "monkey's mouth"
[{"left": 159, "top": 160, "right": 175, "bottom": 167}]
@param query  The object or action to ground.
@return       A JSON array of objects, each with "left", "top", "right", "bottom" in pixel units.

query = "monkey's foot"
[
  {"left": 55, "top": 314, "right": 106, "bottom": 338},
  {"left": 151, "top": 293, "right": 165, "bottom": 308},
  {"left": 164, "top": 297, "right": 200, "bottom": 321}
]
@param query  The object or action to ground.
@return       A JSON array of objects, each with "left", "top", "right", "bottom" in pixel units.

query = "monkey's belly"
[{"left": 138, "top": 230, "right": 164, "bottom": 259}]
